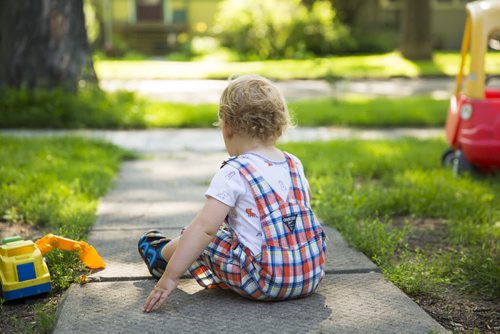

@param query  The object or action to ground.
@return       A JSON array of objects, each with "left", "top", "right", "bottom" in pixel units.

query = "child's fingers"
[
  {"left": 143, "top": 291, "right": 159, "bottom": 312},
  {"left": 144, "top": 289, "right": 163, "bottom": 312},
  {"left": 143, "top": 287, "right": 171, "bottom": 312},
  {"left": 153, "top": 291, "right": 170, "bottom": 311}
]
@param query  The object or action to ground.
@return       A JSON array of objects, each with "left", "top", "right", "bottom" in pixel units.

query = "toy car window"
[
  {"left": 7, "top": 246, "right": 34, "bottom": 257},
  {"left": 488, "top": 31, "right": 500, "bottom": 51}
]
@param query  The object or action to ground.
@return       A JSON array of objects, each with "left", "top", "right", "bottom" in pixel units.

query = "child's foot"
[{"left": 138, "top": 230, "right": 171, "bottom": 279}]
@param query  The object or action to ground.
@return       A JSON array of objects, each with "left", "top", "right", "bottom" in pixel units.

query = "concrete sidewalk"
[
  {"left": 0, "top": 127, "right": 443, "bottom": 154},
  {"left": 52, "top": 148, "right": 447, "bottom": 333}
]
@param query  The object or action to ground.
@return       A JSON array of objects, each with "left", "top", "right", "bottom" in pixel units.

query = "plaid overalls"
[{"left": 187, "top": 153, "right": 327, "bottom": 300}]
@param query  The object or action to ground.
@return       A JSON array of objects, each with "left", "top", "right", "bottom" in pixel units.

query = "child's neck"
[{"left": 230, "top": 135, "right": 284, "bottom": 161}]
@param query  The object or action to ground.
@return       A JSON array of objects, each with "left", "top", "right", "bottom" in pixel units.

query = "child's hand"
[{"left": 143, "top": 276, "right": 179, "bottom": 313}]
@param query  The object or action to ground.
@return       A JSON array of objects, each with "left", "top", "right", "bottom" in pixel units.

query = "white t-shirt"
[{"left": 205, "top": 152, "right": 310, "bottom": 255}]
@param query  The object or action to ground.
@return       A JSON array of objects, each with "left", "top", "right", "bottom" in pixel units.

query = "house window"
[
  {"left": 433, "top": 0, "right": 473, "bottom": 8},
  {"left": 380, "top": 0, "right": 401, "bottom": 9},
  {"left": 136, "top": 0, "right": 163, "bottom": 21},
  {"left": 173, "top": 9, "right": 187, "bottom": 24}
]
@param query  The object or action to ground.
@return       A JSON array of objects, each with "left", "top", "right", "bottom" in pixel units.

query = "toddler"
[{"left": 139, "top": 74, "right": 327, "bottom": 312}]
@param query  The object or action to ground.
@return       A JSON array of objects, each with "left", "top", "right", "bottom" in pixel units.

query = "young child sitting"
[{"left": 139, "top": 74, "right": 327, "bottom": 313}]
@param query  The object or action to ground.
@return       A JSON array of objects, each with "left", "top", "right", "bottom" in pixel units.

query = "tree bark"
[
  {"left": 0, "top": 0, "right": 97, "bottom": 91},
  {"left": 400, "top": 0, "right": 432, "bottom": 60}
]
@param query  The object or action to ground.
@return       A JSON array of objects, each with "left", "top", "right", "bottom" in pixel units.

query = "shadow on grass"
[{"left": 411, "top": 58, "right": 448, "bottom": 77}]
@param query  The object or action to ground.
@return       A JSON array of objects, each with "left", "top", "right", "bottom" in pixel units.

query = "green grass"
[
  {"left": 144, "top": 101, "right": 218, "bottom": 127},
  {"left": 290, "top": 96, "right": 448, "bottom": 127},
  {"left": 0, "top": 87, "right": 148, "bottom": 129},
  {"left": 144, "top": 96, "right": 448, "bottom": 128},
  {"left": 0, "top": 87, "right": 448, "bottom": 129},
  {"left": 95, "top": 51, "right": 500, "bottom": 80},
  {"left": 147, "top": 95, "right": 449, "bottom": 128},
  {"left": 280, "top": 138, "right": 499, "bottom": 298},
  {"left": 0, "top": 136, "right": 133, "bottom": 290}
]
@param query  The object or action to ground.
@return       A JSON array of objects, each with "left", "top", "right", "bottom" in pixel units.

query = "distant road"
[{"left": 99, "top": 78, "right": 455, "bottom": 103}]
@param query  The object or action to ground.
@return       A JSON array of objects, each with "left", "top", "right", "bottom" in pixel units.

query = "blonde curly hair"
[{"left": 218, "top": 74, "right": 292, "bottom": 144}]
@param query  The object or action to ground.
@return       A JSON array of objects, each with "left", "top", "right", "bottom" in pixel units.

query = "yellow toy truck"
[
  {"left": 0, "top": 236, "right": 51, "bottom": 301},
  {"left": 0, "top": 234, "right": 105, "bottom": 301}
]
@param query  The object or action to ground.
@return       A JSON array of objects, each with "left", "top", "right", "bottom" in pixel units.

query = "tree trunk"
[
  {"left": 0, "top": 0, "right": 97, "bottom": 91},
  {"left": 400, "top": 0, "right": 432, "bottom": 60}
]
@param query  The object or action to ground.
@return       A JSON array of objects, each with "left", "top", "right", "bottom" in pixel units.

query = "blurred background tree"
[
  {"left": 400, "top": 0, "right": 433, "bottom": 60},
  {"left": 0, "top": 0, "right": 96, "bottom": 91}
]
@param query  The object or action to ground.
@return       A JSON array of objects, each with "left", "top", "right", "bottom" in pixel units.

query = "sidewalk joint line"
[
  {"left": 92, "top": 226, "right": 185, "bottom": 232},
  {"left": 85, "top": 269, "right": 380, "bottom": 285},
  {"left": 325, "top": 268, "right": 381, "bottom": 275},
  {"left": 87, "top": 274, "right": 192, "bottom": 283}
]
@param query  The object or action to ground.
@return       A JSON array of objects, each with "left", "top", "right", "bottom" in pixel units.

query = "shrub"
[
  {"left": 0, "top": 86, "right": 147, "bottom": 129},
  {"left": 212, "top": 0, "right": 353, "bottom": 59}
]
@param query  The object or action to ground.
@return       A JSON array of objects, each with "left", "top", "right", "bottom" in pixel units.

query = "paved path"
[
  {"left": 0, "top": 127, "right": 443, "bottom": 154},
  {"left": 100, "top": 78, "right": 454, "bottom": 103},
  {"left": 28, "top": 130, "right": 447, "bottom": 333}
]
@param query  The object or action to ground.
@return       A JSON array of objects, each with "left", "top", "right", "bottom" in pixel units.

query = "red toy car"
[{"left": 443, "top": 0, "right": 500, "bottom": 174}]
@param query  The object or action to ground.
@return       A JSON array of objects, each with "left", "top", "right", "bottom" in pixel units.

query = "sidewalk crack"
[
  {"left": 84, "top": 269, "right": 380, "bottom": 285},
  {"left": 325, "top": 268, "right": 381, "bottom": 275}
]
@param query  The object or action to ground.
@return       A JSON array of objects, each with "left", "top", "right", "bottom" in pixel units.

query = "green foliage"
[
  {"left": 45, "top": 250, "right": 85, "bottom": 291},
  {"left": 384, "top": 250, "right": 451, "bottom": 295},
  {"left": 280, "top": 139, "right": 500, "bottom": 298},
  {"left": 83, "top": 0, "right": 101, "bottom": 46},
  {"left": 213, "top": 0, "right": 353, "bottom": 59},
  {"left": 349, "top": 30, "right": 399, "bottom": 54},
  {"left": 0, "top": 87, "right": 447, "bottom": 129},
  {"left": 0, "top": 86, "right": 147, "bottom": 129},
  {"left": 33, "top": 300, "right": 57, "bottom": 333}
]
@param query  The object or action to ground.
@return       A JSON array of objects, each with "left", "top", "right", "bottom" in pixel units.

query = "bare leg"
[{"left": 161, "top": 236, "right": 179, "bottom": 262}]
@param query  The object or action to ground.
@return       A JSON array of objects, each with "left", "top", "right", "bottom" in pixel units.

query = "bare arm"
[{"left": 143, "top": 197, "right": 230, "bottom": 312}]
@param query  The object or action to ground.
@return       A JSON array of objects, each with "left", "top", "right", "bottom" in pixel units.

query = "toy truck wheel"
[
  {"left": 453, "top": 150, "right": 474, "bottom": 175},
  {"left": 441, "top": 148, "right": 455, "bottom": 167}
]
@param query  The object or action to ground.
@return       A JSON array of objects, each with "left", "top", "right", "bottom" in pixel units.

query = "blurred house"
[
  {"left": 102, "top": 0, "right": 222, "bottom": 54},
  {"left": 101, "top": 0, "right": 471, "bottom": 55},
  {"left": 346, "top": 0, "right": 473, "bottom": 51},
  {"left": 378, "top": 0, "right": 472, "bottom": 50}
]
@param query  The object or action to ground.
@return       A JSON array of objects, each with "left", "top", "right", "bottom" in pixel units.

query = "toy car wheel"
[
  {"left": 453, "top": 150, "right": 474, "bottom": 175},
  {"left": 441, "top": 148, "right": 455, "bottom": 167}
]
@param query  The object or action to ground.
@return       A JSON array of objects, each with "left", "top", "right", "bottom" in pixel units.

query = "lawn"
[
  {"left": 145, "top": 95, "right": 448, "bottom": 128},
  {"left": 0, "top": 136, "right": 132, "bottom": 333},
  {"left": 94, "top": 52, "right": 500, "bottom": 80},
  {"left": 0, "top": 87, "right": 448, "bottom": 129},
  {"left": 0, "top": 135, "right": 497, "bottom": 332},
  {"left": 280, "top": 138, "right": 499, "bottom": 332},
  {"left": 290, "top": 96, "right": 447, "bottom": 127}
]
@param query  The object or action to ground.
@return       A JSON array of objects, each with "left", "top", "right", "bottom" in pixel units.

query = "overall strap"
[
  {"left": 284, "top": 153, "right": 307, "bottom": 204},
  {"left": 224, "top": 157, "right": 282, "bottom": 220}
]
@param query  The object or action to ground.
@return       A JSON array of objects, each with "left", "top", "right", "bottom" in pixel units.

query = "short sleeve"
[{"left": 205, "top": 164, "right": 246, "bottom": 207}]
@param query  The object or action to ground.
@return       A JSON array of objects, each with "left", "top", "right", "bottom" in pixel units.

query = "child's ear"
[{"left": 223, "top": 124, "right": 234, "bottom": 138}]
